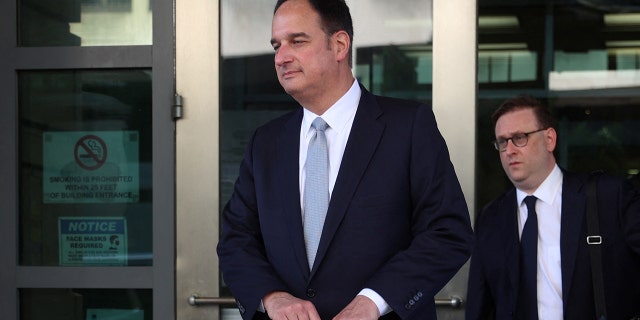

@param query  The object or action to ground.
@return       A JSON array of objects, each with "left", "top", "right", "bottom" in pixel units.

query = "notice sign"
[
  {"left": 43, "top": 131, "right": 140, "bottom": 203},
  {"left": 59, "top": 217, "right": 127, "bottom": 266}
]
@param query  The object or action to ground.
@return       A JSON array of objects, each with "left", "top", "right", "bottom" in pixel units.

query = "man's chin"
[
  {"left": 282, "top": 86, "right": 304, "bottom": 100},
  {"left": 507, "top": 172, "right": 525, "bottom": 185}
]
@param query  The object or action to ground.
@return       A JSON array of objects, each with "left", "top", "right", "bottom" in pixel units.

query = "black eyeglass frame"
[{"left": 492, "top": 128, "right": 548, "bottom": 151}]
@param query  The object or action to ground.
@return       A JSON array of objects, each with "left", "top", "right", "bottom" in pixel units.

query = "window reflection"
[
  {"left": 356, "top": 45, "right": 433, "bottom": 100},
  {"left": 20, "top": 288, "right": 151, "bottom": 320},
  {"left": 19, "top": 0, "right": 152, "bottom": 46}
]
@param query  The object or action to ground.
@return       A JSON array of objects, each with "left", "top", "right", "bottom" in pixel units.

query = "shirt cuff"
[{"left": 358, "top": 288, "right": 392, "bottom": 316}]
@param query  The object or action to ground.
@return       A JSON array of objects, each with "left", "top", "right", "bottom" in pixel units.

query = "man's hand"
[
  {"left": 263, "top": 291, "right": 321, "bottom": 320},
  {"left": 333, "top": 295, "right": 380, "bottom": 320}
]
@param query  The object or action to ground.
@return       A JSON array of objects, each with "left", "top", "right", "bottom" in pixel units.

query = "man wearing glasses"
[{"left": 465, "top": 95, "right": 640, "bottom": 320}]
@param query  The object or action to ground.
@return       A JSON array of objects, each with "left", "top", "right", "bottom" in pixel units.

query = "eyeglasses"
[{"left": 493, "top": 128, "right": 547, "bottom": 151}]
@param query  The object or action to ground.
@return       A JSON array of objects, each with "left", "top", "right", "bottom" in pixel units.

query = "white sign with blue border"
[{"left": 59, "top": 217, "right": 127, "bottom": 266}]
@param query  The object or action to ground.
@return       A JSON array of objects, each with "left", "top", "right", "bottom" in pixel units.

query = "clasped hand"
[{"left": 263, "top": 291, "right": 380, "bottom": 320}]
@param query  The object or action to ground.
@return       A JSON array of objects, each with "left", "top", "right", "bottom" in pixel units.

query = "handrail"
[
  {"left": 188, "top": 294, "right": 463, "bottom": 308},
  {"left": 188, "top": 295, "right": 236, "bottom": 306}
]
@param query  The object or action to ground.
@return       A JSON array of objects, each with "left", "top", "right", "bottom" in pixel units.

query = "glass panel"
[
  {"left": 476, "top": 1, "right": 640, "bottom": 209},
  {"left": 219, "top": 55, "right": 298, "bottom": 219},
  {"left": 18, "top": 69, "right": 153, "bottom": 266},
  {"left": 355, "top": 45, "right": 433, "bottom": 100},
  {"left": 19, "top": 288, "right": 151, "bottom": 320},
  {"left": 19, "top": 0, "right": 152, "bottom": 47}
]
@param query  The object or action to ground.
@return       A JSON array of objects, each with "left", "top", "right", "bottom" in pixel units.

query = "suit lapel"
[
  {"left": 311, "top": 88, "right": 384, "bottom": 274},
  {"left": 276, "top": 109, "right": 310, "bottom": 276},
  {"left": 503, "top": 190, "right": 521, "bottom": 299},
  {"left": 559, "top": 172, "right": 586, "bottom": 303}
]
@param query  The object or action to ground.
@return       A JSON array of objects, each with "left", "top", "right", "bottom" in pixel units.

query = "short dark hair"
[
  {"left": 274, "top": 0, "right": 354, "bottom": 64},
  {"left": 492, "top": 95, "right": 555, "bottom": 130}
]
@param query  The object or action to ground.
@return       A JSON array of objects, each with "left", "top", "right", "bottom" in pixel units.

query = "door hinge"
[{"left": 172, "top": 94, "right": 183, "bottom": 120}]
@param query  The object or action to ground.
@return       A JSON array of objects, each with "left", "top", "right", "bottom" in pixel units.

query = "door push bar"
[{"left": 188, "top": 294, "right": 463, "bottom": 308}]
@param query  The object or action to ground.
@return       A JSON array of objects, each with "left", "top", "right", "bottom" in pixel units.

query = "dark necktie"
[{"left": 518, "top": 195, "right": 539, "bottom": 319}]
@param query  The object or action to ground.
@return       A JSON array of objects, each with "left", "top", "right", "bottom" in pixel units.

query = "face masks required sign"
[
  {"left": 42, "top": 131, "right": 140, "bottom": 203},
  {"left": 59, "top": 217, "right": 127, "bottom": 266}
]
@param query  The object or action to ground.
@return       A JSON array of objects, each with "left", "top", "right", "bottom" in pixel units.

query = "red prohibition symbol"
[{"left": 74, "top": 135, "right": 108, "bottom": 170}]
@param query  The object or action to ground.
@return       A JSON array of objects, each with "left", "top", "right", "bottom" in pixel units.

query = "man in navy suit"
[
  {"left": 216, "top": 0, "right": 474, "bottom": 319},
  {"left": 466, "top": 95, "right": 640, "bottom": 319}
]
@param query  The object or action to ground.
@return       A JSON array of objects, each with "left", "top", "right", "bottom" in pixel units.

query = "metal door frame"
[
  {"left": 0, "top": 0, "right": 176, "bottom": 318},
  {"left": 175, "top": 0, "right": 221, "bottom": 319}
]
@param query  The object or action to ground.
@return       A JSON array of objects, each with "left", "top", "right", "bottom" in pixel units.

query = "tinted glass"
[
  {"left": 20, "top": 288, "right": 151, "bottom": 320},
  {"left": 19, "top": 0, "right": 152, "bottom": 46},
  {"left": 18, "top": 69, "right": 153, "bottom": 266}
]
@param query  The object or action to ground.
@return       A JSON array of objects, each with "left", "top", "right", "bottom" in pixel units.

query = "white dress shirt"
[{"left": 516, "top": 164, "right": 564, "bottom": 320}]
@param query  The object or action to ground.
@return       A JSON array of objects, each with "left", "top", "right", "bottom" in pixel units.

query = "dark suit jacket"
[
  {"left": 466, "top": 170, "right": 640, "bottom": 319},
  {"left": 217, "top": 85, "right": 474, "bottom": 320}
]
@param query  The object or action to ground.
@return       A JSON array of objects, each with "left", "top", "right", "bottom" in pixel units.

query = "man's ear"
[
  {"left": 546, "top": 127, "right": 557, "bottom": 152},
  {"left": 333, "top": 30, "right": 350, "bottom": 63}
]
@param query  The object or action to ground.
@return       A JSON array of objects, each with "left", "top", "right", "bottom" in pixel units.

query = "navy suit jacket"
[
  {"left": 466, "top": 170, "right": 640, "bottom": 319},
  {"left": 217, "top": 85, "right": 474, "bottom": 320}
]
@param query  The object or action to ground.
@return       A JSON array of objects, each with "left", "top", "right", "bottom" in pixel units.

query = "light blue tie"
[{"left": 304, "top": 117, "right": 330, "bottom": 269}]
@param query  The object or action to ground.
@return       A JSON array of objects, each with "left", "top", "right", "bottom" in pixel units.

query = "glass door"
[{"left": 0, "top": 0, "right": 175, "bottom": 319}]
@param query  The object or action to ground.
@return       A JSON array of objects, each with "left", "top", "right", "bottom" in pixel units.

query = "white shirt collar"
[
  {"left": 516, "top": 164, "right": 563, "bottom": 206},
  {"left": 302, "top": 80, "right": 360, "bottom": 138}
]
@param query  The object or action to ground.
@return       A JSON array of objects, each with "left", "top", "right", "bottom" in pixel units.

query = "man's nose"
[{"left": 274, "top": 45, "right": 291, "bottom": 66}]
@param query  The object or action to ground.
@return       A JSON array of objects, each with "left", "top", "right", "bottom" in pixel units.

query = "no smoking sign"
[
  {"left": 74, "top": 135, "right": 108, "bottom": 170},
  {"left": 43, "top": 131, "right": 139, "bottom": 204}
]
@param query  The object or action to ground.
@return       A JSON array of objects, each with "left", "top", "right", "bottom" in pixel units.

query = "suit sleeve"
[
  {"left": 366, "top": 105, "right": 475, "bottom": 319},
  {"left": 465, "top": 207, "right": 496, "bottom": 320},
  {"left": 216, "top": 131, "right": 286, "bottom": 320}
]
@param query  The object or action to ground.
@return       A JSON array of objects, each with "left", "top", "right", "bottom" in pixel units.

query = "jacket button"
[{"left": 306, "top": 288, "right": 316, "bottom": 298}]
